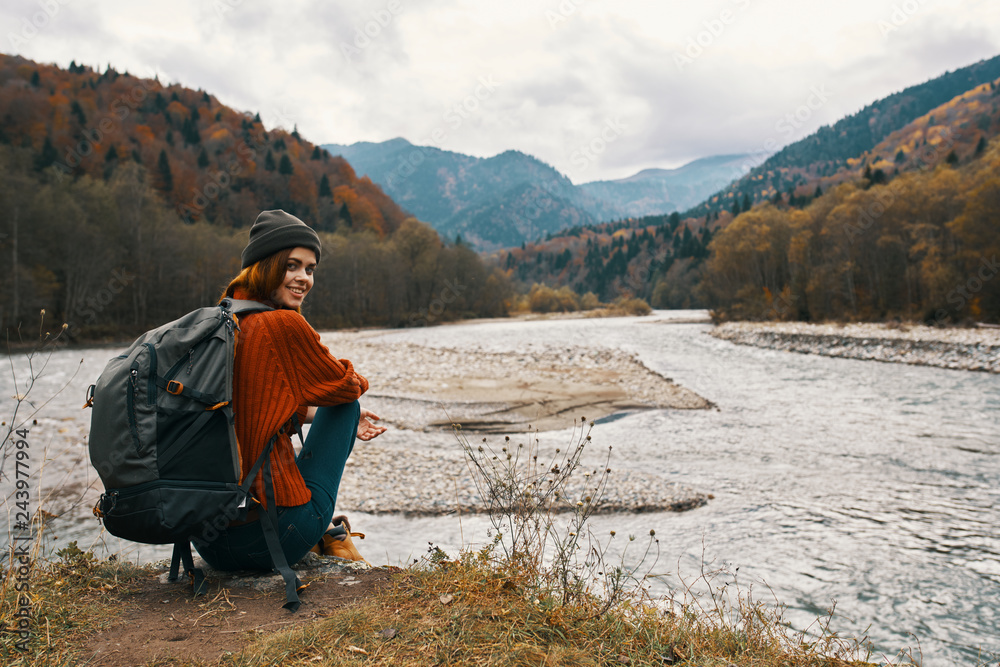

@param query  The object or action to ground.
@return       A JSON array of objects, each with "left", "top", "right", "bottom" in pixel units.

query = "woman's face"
[{"left": 272, "top": 247, "right": 317, "bottom": 309}]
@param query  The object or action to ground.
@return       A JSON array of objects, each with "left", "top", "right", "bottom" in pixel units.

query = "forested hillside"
[
  {"left": 505, "top": 71, "right": 1000, "bottom": 322},
  {"left": 701, "top": 135, "right": 1000, "bottom": 324},
  {"left": 496, "top": 211, "right": 714, "bottom": 308},
  {"left": 0, "top": 54, "right": 407, "bottom": 233},
  {"left": 0, "top": 55, "right": 509, "bottom": 338},
  {"left": 686, "top": 54, "right": 1000, "bottom": 219}
]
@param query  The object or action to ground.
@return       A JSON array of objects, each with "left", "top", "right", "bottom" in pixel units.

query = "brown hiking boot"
[{"left": 309, "top": 515, "right": 371, "bottom": 566}]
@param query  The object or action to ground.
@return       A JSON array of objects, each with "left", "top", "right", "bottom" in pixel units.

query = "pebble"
[
  {"left": 318, "top": 333, "right": 712, "bottom": 413},
  {"left": 337, "top": 444, "right": 708, "bottom": 516},
  {"left": 710, "top": 322, "right": 1000, "bottom": 373}
]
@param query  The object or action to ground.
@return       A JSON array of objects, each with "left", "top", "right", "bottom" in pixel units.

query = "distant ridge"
[
  {"left": 324, "top": 139, "right": 749, "bottom": 250},
  {"left": 579, "top": 154, "right": 751, "bottom": 218}
]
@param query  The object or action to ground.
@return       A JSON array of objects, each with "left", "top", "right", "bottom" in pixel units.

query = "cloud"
[{"left": 3, "top": 0, "right": 999, "bottom": 182}]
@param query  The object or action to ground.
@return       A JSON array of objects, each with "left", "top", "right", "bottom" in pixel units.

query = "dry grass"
[
  {"left": 0, "top": 542, "right": 149, "bottom": 666},
  {"left": 212, "top": 553, "right": 877, "bottom": 667}
]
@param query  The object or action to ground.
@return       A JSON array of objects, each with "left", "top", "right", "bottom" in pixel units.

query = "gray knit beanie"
[{"left": 241, "top": 210, "right": 322, "bottom": 269}]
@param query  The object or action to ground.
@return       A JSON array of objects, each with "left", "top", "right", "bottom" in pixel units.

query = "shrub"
[
  {"left": 579, "top": 291, "right": 602, "bottom": 310},
  {"left": 610, "top": 297, "right": 652, "bottom": 316},
  {"left": 528, "top": 284, "right": 579, "bottom": 313}
]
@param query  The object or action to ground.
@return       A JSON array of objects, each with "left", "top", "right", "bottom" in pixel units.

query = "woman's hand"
[{"left": 357, "top": 407, "right": 387, "bottom": 441}]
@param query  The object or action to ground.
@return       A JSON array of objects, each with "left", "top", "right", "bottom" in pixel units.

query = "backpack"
[{"left": 86, "top": 297, "right": 304, "bottom": 611}]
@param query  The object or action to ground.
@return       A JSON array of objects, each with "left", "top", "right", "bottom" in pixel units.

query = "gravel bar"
[
  {"left": 710, "top": 321, "right": 1000, "bottom": 373},
  {"left": 337, "top": 444, "right": 709, "bottom": 517}
]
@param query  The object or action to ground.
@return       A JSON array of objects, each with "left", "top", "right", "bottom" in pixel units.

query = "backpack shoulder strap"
[{"left": 221, "top": 297, "right": 274, "bottom": 316}]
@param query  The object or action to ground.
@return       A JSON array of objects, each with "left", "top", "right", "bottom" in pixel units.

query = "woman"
[{"left": 192, "top": 209, "right": 386, "bottom": 572}]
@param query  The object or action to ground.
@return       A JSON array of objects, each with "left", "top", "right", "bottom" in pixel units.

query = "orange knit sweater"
[{"left": 231, "top": 289, "right": 368, "bottom": 508}]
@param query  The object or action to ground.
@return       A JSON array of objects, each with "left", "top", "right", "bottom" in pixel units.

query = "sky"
[{"left": 4, "top": 0, "right": 1000, "bottom": 183}]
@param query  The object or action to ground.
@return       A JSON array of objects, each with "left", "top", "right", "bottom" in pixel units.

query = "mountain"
[
  {"left": 444, "top": 182, "right": 598, "bottom": 250},
  {"left": 578, "top": 154, "right": 751, "bottom": 217},
  {"left": 685, "top": 54, "right": 1000, "bottom": 217},
  {"left": 323, "top": 139, "right": 749, "bottom": 251},
  {"left": 0, "top": 55, "right": 509, "bottom": 336},
  {"left": 0, "top": 54, "right": 409, "bottom": 235},
  {"left": 501, "top": 60, "right": 1000, "bottom": 321},
  {"left": 323, "top": 139, "right": 612, "bottom": 250},
  {"left": 863, "top": 77, "right": 1000, "bottom": 172}
]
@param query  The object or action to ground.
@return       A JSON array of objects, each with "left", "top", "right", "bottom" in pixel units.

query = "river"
[{"left": 2, "top": 311, "right": 998, "bottom": 665}]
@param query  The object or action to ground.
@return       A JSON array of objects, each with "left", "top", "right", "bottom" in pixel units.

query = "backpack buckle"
[
  {"left": 94, "top": 491, "right": 118, "bottom": 521},
  {"left": 166, "top": 380, "right": 184, "bottom": 395}
]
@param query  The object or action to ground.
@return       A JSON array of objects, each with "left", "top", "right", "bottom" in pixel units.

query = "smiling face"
[{"left": 271, "top": 246, "right": 317, "bottom": 309}]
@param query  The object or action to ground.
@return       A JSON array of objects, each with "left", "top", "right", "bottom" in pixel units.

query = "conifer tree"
[
  {"left": 338, "top": 202, "right": 353, "bottom": 227},
  {"left": 35, "top": 136, "right": 57, "bottom": 170},
  {"left": 158, "top": 149, "right": 173, "bottom": 191},
  {"left": 70, "top": 100, "right": 87, "bottom": 125},
  {"left": 182, "top": 118, "right": 201, "bottom": 145}
]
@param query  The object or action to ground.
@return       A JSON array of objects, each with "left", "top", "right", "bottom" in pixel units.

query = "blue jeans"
[{"left": 192, "top": 401, "right": 360, "bottom": 571}]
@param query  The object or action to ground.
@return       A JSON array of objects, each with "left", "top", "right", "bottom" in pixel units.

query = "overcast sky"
[{"left": 5, "top": 0, "right": 1000, "bottom": 182}]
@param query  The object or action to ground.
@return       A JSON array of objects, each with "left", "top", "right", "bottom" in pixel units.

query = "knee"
[
  {"left": 324, "top": 400, "right": 359, "bottom": 415},
  {"left": 315, "top": 401, "right": 360, "bottom": 424}
]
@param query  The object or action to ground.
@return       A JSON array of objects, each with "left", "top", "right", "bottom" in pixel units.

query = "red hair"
[{"left": 221, "top": 248, "right": 299, "bottom": 312}]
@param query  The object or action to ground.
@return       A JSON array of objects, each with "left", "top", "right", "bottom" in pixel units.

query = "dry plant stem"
[
  {"left": 2, "top": 312, "right": 80, "bottom": 571},
  {"left": 455, "top": 416, "right": 662, "bottom": 617},
  {"left": 1, "top": 312, "right": 77, "bottom": 478}
]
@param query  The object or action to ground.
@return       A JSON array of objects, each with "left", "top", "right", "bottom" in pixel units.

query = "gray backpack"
[{"left": 87, "top": 298, "right": 303, "bottom": 610}]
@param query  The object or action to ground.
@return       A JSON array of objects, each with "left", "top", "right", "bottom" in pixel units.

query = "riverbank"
[
  {"left": 710, "top": 321, "right": 1000, "bottom": 373},
  {"left": 7, "top": 543, "right": 880, "bottom": 667}
]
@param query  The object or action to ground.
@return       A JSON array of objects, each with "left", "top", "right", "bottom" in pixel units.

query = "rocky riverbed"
[
  {"left": 319, "top": 331, "right": 714, "bottom": 432},
  {"left": 320, "top": 330, "right": 713, "bottom": 516},
  {"left": 710, "top": 321, "right": 1000, "bottom": 373}
]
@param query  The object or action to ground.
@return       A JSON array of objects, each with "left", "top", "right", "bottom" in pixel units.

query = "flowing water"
[
  {"left": 360, "top": 313, "right": 1000, "bottom": 665},
  {"left": 2, "top": 312, "right": 998, "bottom": 665}
]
